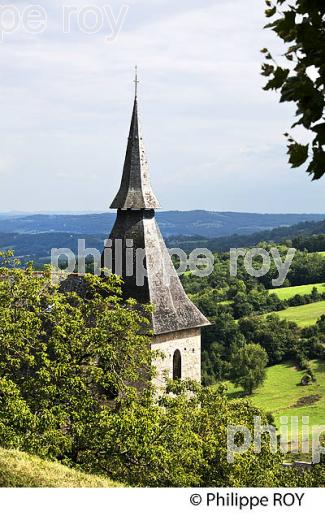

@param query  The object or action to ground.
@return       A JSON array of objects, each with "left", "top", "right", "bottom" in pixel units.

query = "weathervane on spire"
[{"left": 134, "top": 65, "right": 139, "bottom": 98}]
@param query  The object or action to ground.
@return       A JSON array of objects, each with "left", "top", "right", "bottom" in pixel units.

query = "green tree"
[
  {"left": 83, "top": 382, "right": 287, "bottom": 487},
  {"left": 0, "top": 263, "right": 287, "bottom": 486},
  {"left": 239, "top": 315, "right": 300, "bottom": 364},
  {"left": 262, "top": 0, "right": 325, "bottom": 179},
  {"left": 0, "top": 261, "right": 153, "bottom": 459},
  {"left": 0, "top": 255, "right": 322, "bottom": 487},
  {"left": 231, "top": 343, "right": 268, "bottom": 395}
]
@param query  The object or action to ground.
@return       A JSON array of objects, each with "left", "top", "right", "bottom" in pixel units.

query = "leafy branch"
[{"left": 262, "top": 0, "right": 325, "bottom": 180}]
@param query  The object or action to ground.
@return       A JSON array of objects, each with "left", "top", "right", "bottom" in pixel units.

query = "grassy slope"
[
  {"left": 269, "top": 282, "right": 325, "bottom": 301},
  {"left": 266, "top": 300, "right": 325, "bottom": 327},
  {"left": 0, "top": 449, "right": 122, "bottom": 488},
  {"left": 228, "top": 361, "right": 325, "bottom": 441}
]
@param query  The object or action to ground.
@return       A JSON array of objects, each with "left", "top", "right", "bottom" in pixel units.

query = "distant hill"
[
  {"left": 0, "top": 232, "right": 106, "bottom": 264},
  {"left": 1, "top": 215, "right": 325, "bottom": 265},
  {"left": 1, "top": 211, "right": 325, "bottom": 238},
  {"left": 167, "top": 218, "right": 325, "bottom": 252}
]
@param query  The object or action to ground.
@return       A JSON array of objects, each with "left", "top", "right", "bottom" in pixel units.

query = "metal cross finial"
[{"left": 134, "top": 65, "right": 139, "bottom": 98}]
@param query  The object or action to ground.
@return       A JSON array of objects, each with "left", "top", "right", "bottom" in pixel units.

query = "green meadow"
[
  {"left": 227, "top": 361, "right": 325, "bottom": 445},
  {"left": 266, "top": 300, "right": 325, "bottom": 327},
  {"left": 269, "top": 282, "right": 325, "bottom": 301}
]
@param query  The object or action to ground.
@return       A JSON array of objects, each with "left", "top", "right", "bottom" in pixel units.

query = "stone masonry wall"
[{"left": 151, "top": 328, "right": 201, "bottom": 391}]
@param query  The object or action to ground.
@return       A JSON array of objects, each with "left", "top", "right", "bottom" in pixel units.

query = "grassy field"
[
  {"left": 266, "top": 300, "right": 325, "bottom": 327},
  {"left": 0, "top": 449, "right": 122, "bottom": 488},
  {"left": 269, "top": 282, "right": 325, "bottom": 301},
  {"left": 228, "top": 361, "right": 325, "bottom": 445}
]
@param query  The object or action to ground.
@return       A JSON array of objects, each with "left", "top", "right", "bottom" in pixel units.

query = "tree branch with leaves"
[{"left": 262, "top": 0, "right": 325, "bottom": 179}]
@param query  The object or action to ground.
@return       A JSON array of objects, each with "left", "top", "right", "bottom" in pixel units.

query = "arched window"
[{"left": 173, "top": 350, "right": 182, "bottom": 380}]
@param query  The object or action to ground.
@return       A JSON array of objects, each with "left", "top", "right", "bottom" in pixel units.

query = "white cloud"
[{"left": 0, "top": 0, "right": 323, "bottom": 212}]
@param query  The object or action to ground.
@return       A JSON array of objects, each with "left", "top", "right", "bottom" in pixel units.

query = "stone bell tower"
[{"left": 103, "top": 72, "right": 209, "bottom": 390}]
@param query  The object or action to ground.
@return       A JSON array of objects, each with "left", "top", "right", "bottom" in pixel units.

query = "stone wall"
[{"left": 151, "top": 327, "right": 201, "bottom": 391}]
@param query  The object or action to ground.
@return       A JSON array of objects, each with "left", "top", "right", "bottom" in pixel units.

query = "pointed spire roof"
[
  {"left": 110, "top": 72, "right": 160, "bottom": 210},
  {"left": 108, "top": 210, "right": 210, "bottom": 335},
  {"left": 106, "top": 72, "right": 210, "bottom": 335}
]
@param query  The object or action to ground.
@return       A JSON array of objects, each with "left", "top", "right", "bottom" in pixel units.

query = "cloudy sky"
[{"left": 0, "top": 0, "right": 324, "bottom": 213}]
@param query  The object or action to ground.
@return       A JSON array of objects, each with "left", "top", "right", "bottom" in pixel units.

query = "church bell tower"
[{"left": 104, "top": 71, "right": 209, "bottom": 390}]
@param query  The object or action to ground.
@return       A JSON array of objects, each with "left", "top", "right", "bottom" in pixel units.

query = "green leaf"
[
  {"left": 311, "top": 123, "right": 325, "bottom": 146},
  {"left": 273, "top": 11, "right": 297, "bottom": 42},
  {"left": 264, "top": 67, "right": 290, "bottom": 90},
  {"left": 266, "top": 7, "right": 277, "bottom": 17},
  {"left": 261, "top": 63, "right": 275, "bottom": 77},
  {"left": 307, "top": 147, "right": 325, "bottom": 180},
  {"left": 287, "top": 142, "right": 309, "bottom": 168}
]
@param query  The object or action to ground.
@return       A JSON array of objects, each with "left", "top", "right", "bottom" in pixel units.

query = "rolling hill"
[
  {"left": 266, "top": 301, "right": 325, "bottom": 328},
  {"left": 1, "top": 211, "right": 325, "bottom": 238},
  {"left": 269, "top": 283, "right": 325, "bottom": 300},
  {"left": 227, "top": 360, "right": 325, "bottom": 446},
  {"left": 1, "top": 214, "right": 325, "bottom": 266},
  {"left": 0, "top": 232, "right": 106, "bottom": 265},
  {"left": 169, "top": 218, "right": 325, "bottom": 252}
]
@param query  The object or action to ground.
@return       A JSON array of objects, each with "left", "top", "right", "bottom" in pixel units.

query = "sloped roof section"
[
  {"left": 144, "top": 215, "right": 210, "bottom": 335},
  {"left": 107, "top": 210, "right": 210, "bottom": 335},
  {"left": 110, "top": 97, "right": 160, "bottom": 210}
]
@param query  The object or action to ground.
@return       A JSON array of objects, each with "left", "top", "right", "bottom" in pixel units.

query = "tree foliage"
[
  {"left": 231, "top": 343, "right": 268, "bottom": 395},
  {"left": 262, "top": 0, "right": 325, "bottom": 179},
  {"left": 0, "top": 261, "right": 153, "bottom": 460},
  {"left": 1, "top": 257, "right": 321, "bottom": 486}
]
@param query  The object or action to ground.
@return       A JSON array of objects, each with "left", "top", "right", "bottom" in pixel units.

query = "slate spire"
[
  {"left": 110, "top": 71, "right": 160, "bottom": 210},
  {"left": 106, "top": 75, "right": 210, "bottom": 335}
]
